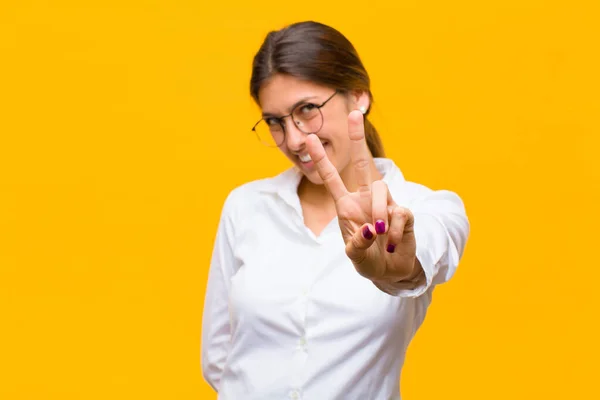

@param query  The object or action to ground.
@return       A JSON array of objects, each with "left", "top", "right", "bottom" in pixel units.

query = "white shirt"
[{"left": 201, "top": 158, "right": 469, "bottom": 400}]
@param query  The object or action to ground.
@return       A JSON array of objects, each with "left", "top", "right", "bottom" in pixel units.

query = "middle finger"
[
  {"left": 348, "top": 110, "right": 372, "bottom": 193},
  {"left": 372, "top": 180, "right": 389, "bottom": 234}
]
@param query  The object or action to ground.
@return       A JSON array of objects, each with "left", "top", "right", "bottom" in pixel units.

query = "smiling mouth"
[
  {"left": 298, "top": 141, "right": 328, "bottom": 163},
  {"left": 299, "top": 153, "right": 312, "bottom": 163}
]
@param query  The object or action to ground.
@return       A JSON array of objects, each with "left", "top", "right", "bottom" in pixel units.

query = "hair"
[{"left": 250, "top": 21, "right": 385, "bottom": 158}]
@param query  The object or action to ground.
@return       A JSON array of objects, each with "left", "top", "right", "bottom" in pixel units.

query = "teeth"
[{"left": 299, "top": 153, "right": 312, "bottom": 163}]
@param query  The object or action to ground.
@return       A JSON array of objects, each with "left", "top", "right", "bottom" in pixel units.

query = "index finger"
[
  {"left": 348, "top": 110, "right": 372, "bottom": 193},
  {"left": 306, "top": 134, "right": 348, "bottom": 202}
]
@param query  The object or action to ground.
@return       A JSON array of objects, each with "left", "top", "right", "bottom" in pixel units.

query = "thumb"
[{"left": 345, "top": 223, "right": 377, "bottom": 264}]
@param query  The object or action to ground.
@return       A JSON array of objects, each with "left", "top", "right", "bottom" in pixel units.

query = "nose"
[{"left": 282, "top": 117, "right": 307, "bottom": 152}]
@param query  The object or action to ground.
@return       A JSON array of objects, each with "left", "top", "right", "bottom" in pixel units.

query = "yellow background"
[{"left": 1, "top": 0, "right": 598, "bottom": 398}]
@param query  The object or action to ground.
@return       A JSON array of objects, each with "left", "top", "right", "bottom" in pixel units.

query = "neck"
[{"left": 298, "top": 178, "right": 334, "bottom": 209}]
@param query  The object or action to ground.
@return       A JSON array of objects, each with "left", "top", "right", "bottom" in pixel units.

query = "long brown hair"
[{"left": 250, "top": 21, "right": 385, "bottom": 158}]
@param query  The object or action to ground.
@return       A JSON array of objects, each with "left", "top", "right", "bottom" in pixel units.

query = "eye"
[
  {"left": 299, "top": 103, "right": 317, "bottom": 114},
  {"left": 265, "top": 117, "right": 280, "bottom": 127}
]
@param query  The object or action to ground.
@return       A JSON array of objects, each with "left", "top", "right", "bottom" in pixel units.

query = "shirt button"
[
  {"left": 289, "top": 389, "right": 300, "bottom": 399},
  {"left": 297, "top": 337, "right": 308, "bottom": 352}
]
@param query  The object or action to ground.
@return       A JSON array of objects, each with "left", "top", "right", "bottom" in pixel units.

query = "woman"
[{"left": 201, "top": 21, "right": 469, "bottom": 400}]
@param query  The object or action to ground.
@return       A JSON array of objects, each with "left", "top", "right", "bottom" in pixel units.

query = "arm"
[
  {"left": 201, "top": 194, "right": 239, "bottom": 391},
  {"left": 305, "top": 111, "right": 469, "bottom": 298},
  {"left": 373, "top": 189, "right": 470, "bottom": 297}
]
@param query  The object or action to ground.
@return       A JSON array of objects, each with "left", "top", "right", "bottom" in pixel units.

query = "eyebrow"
[{"left": 261, "top": 96, "right": 320, "bottom": 118}]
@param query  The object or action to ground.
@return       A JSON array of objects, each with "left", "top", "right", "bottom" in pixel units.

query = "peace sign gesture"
[{"left": 306, "top": 110, "right": 419, "bottom": 283}]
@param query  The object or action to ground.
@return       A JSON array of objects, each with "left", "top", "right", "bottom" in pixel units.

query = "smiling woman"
[{"left": 201, "top": 20, "right": 470, "bottom": 400}]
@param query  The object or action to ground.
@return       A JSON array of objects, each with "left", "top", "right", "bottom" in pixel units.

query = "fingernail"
[
  {"left": 386, "top": 244, "right": 396, "bottom": 253},
  {"left": 362, "top": 226, "right": 374, "bottom": 240},
  {"left": 375, "top": 220, "right": 385, "bottom": 234}
]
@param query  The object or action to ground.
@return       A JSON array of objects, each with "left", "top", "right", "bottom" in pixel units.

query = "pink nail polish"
[
  {"left": 362, "top": 226, "right": 373, "bottom": 240},
  {"left": 386, "top": 244, "right": 395, "bottom": 253}
]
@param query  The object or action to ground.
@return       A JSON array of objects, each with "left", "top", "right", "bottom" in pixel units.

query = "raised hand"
[{"left": 305, "top": 110, "right": 419, "bottom": 283}]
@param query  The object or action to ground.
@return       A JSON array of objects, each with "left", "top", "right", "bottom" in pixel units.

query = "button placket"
[{"left": 290, "top": 251, "right": 318, "bottom": 397}]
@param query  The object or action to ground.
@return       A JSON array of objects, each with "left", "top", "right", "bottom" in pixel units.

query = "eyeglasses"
[{"left": 251, "top": 90, "right": 338, "bottom": 147}]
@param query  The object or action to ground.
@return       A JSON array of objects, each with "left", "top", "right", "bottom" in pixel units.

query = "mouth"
[
  {"left": 297, "top": 141, "right": 329, "bottom": 166},
  {"left": 299, "top": 153, "right": 312, "bottom": 163}
]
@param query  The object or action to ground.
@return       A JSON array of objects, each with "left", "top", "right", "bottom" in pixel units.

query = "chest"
[
  {"left": 299, "top": 198, "right": 337, "bottom": 237},
  {"left": 228, "top": 225, "right": 403, "bottom": 338}
]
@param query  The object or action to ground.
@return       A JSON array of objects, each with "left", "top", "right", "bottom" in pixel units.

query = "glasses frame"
[{"left": 251, "top": 90, "right": 339, "bottom": 147}]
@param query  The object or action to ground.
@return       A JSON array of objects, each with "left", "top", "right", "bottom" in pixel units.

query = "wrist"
[{"left": 395, "top": 257, "right": 423, "bottom": 284}]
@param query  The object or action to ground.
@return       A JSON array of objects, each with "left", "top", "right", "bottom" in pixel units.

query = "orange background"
[{"left": 1, "top": 1, "right": 598, "bottom": 399}]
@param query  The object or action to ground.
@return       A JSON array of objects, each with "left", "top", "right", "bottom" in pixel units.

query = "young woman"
[{"left": 201, "top": 21, "right": 470, "bottom": 400}]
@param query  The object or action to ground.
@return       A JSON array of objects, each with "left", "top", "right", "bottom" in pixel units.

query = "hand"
[{"left": 305, "top": 110, "right": 419, "bottom": 283}]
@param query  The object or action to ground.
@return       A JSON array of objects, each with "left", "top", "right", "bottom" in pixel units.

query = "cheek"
[
  {"left": 324, "top": 116, "right": 351, "bottom": 150},
  {"left": 327, "top": 104, "right": 352, "bottom": 138},
  {"left": 278, "top": 145, "right": 295, "bottom": 160}
]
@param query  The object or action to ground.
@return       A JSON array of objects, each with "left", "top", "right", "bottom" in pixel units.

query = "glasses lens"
[
  {"left": 292, "top": 104, "right": 323, "bottom": 134},
  {"left": 254, "top": 119, "right": 283, "bottom": 147}
]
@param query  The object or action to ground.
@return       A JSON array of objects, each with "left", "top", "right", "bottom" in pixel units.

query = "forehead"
[{"left": 258, "top": 74, "right": 333, "bottom": 114}]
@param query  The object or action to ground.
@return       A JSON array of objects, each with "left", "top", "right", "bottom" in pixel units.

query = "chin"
[{"left": 302, "top": 170, "right": 325, "bottom": 185}]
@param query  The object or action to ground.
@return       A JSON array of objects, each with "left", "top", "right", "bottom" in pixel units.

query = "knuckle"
[
  {"left": 393, "top": 207, "right": 409, "bottom": 219},
  {"left": 387, "top": 224, "right": 400, "bottom": 238},
  {"left": 337, "top": 208, "right": 353, "bottom": 220},
  {"left": 354, "top": 159, "right": 369, "bottom": 170},
  {"left": 320, "top": 167, "right": 336, "bottom": 181},
  {"left": 351, "top": 232, "right": 364, "bottom": 249},
  {"left": 346, "top": 241, "right": 366, "bottom": 264}
]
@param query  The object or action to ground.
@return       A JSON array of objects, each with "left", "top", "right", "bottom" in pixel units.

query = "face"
[{"left": 257, "top": 73, "right": 370, "bottom": 185}]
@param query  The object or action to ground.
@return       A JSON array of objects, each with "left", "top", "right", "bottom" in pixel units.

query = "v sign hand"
[{"left": 305, "top": 110, "right": 421, "bottom": 284}]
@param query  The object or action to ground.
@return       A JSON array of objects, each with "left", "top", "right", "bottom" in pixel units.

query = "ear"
[{"left": 349, "top": 90, "right": 371, "bottom": 114}]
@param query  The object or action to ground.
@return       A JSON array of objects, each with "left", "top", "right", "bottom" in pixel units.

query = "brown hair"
[{"left": 250, "top": 21, "right": 385, "bottom": 158}]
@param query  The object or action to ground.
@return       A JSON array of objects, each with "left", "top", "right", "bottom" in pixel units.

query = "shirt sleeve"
[
  {"left": 374, "top": 188, "right": 470, "bottom": 298},
  {"left": 201, "top": 192, "right": 240, "bottom": 392}
]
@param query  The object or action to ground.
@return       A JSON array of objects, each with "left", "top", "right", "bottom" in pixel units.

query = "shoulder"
[
  {"left": 218, "top": 167, "right": 298, "bottom": 220},
  {"left": 377, "top": 158, "right": 465, "bottom": 208},
  {"left": 226, "top": 177, "right": 272, "bottom": 202},
  {"left": 399, "top": 181, "right": 466, "bottom": 216},
  {"left": 219, "top": 178, "right": 271, "bottom": 217}
]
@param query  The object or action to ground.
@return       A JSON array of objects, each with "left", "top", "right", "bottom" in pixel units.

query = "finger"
[
  {"left": 306, "top": 134, "right": 348, "bottom": 202},
  {"left": 386, "top": 185, "right": 397, "bottom": 207},
  {"left": 386, "top": 206, "right": 414, "bottom": 253},
  {"left": 348, "top": 110, "right": 372, "bottom": 193},
  {"left": 372, "top": 180, "right": 389, "bottom": 234},
  {"left": 345, "top": 223, "right": 377, "bottom": 265}
]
